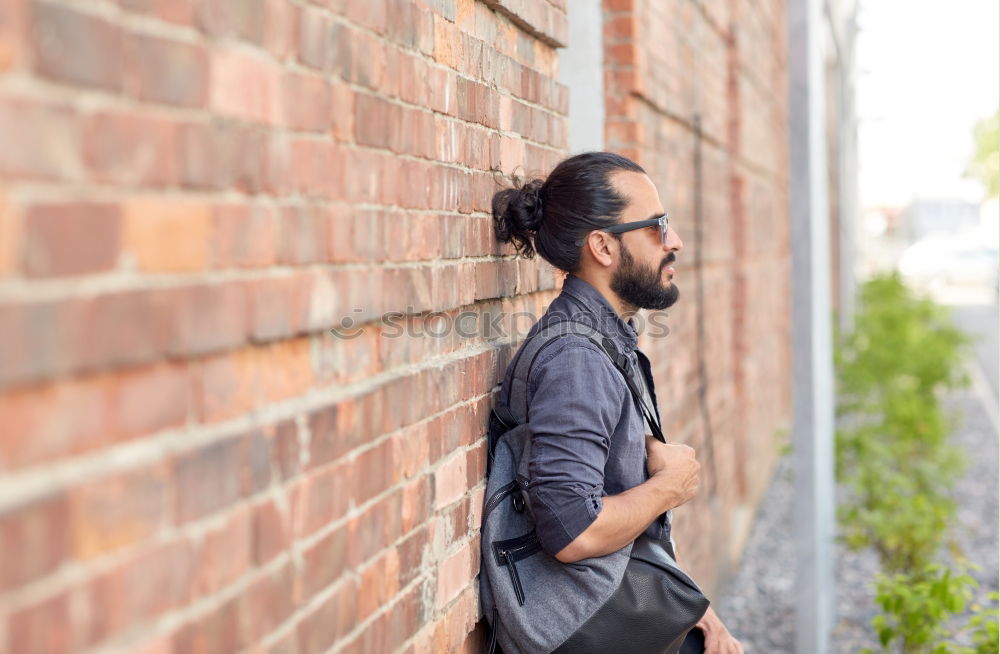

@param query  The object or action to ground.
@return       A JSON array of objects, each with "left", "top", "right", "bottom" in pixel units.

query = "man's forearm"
[{"left": 555, "top": 474, "right": 676, "bottom": 563}]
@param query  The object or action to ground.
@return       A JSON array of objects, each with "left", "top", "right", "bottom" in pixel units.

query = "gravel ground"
[{"left": 714, "top": 385, "right": 999, "bottom": 652}]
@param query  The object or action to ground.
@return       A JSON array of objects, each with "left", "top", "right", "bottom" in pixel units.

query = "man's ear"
[{"left": 585, "top": 232, "right": 617, "bottom": 269}]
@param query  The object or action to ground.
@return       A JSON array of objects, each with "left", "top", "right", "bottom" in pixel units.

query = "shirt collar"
[{"left": 559, "top": 274, "right": 639, "bottom": 353}]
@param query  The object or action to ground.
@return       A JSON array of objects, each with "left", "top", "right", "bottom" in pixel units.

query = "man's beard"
[{"left": 610, "top": 242, "right": 680, "bottom": 311}]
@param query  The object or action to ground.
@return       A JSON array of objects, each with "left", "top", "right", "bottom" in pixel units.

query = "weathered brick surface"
[{"left": 0, "top": 0, "right": 790, "bottom": 650}]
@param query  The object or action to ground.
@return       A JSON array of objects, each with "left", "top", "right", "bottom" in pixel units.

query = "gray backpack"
[{"left": 480, "top": 320, "right": 708, "bottom": 654}]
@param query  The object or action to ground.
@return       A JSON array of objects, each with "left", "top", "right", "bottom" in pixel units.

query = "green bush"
[
  {"left": 862, "top": 563, "right": 977, "bottom": 654},
  {"left": 964, "top": 592, "right": 1000, "bottom": 654},
  {"left": 834, "top": 272, "right": 985, "bottom": 653}
]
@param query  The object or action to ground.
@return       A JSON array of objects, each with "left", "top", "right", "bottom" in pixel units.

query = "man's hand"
[
  {"left": 697, "top": 607, "right": 744, "bottom": 654},
  {"left": 645, "top": 435, "right": 700, "bottom": 509}
]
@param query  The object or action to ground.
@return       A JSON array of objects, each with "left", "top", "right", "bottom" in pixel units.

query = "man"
[{"left": 491, "top": 151, "right": 743, "bottom": 654}]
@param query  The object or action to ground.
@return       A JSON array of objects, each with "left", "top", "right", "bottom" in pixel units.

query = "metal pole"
[{"left": 787, "top": 0, "right": 836, "bottom": 652}]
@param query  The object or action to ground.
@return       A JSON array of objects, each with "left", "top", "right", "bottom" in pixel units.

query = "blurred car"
[{"left": 897, "top": 234, "right": 999, "bottom": 291}]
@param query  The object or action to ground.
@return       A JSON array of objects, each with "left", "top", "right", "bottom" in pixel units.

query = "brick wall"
[
  {"left": 0, "top": 0, "right": 792, "bottom": 652},
  {"left": 0, "top": 1, "right": 569, "bottom": 652},
  {"left": 602, "top": 0, "right": 792, "bottom": 594}
]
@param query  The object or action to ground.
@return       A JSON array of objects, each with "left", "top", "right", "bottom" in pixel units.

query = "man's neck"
[{"left": 572, "top": 271, "right": 638, "bottom": 323}]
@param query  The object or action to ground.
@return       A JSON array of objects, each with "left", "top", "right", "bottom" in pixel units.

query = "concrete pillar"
[
  {"left": 558, "top": 0, "right": 604, "bottom": 153},
  {"left": 837, "top": 2, "right": 859, "bottom": 335},
  {"left": 788, "top": 0, "right": 837, "bottom": 652}
]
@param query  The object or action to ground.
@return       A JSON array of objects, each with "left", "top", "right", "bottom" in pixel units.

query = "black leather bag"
[{"left": 549, "top": 534, "right": 710, "bottom": 654}]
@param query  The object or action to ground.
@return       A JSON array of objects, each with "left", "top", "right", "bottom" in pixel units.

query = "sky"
[{"left": 856, "top": 0, "right": 1000, "bottom": 208}]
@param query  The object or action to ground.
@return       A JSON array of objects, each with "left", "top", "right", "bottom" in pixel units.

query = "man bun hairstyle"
[
  {"left": 491, "top": 151, "right": 646, "bottom": 273},
  {"left": 492, "top": 177, "right": 545, "bottom": 258}
]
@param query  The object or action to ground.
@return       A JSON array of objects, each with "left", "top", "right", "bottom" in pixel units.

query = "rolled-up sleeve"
[{"left": 525, "top": 339, "right": 627, "bottom": 557}]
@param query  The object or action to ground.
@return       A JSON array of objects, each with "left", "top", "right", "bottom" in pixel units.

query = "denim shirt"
[{"left": 499, "top": 274, "right": 671, "bottom": 557}]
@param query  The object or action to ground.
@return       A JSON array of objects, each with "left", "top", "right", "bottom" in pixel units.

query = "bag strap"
[{"left": 503, "top": 319, "right": 665, "bottom": 443}]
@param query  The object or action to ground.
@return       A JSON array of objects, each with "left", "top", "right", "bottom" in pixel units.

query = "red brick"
[
  {"left": 296, "top": 577, "right": 357, "bottom": 653},
  {"left": 209, "top": 48, "right": 282, "bottom": 124},
  {"left": 248, "top": 274, "right": 310, "bottom": 342},
  {"left": 0, "top": 0, "right": 26, "bottom": 71},
  {"left": 346, "top": 0, "right": 389, "bottom": 35},
  {"left": 112, "top": 361, "right": 193, "bottom": 440},
  {"left": 278, "top": 205, "right": 328, "bottom": 264},
  {"left": 69, "top": 466, "right": 168, "bottom": 559},
  {"left": 0, "top": 291, "right": 170, "bottom": 386},
  {"left": 293, "top": 460, "right": 351, "bottom": 538},
  {"left": 262, "top": 0, "right": 294, "bottom": 59},
  {"left": 0, "top": 493, "right": 68, "bottom": 591},
  {"left": 77, "top": 289, "right": 171, "bottom": 371},
  {"left": 300, "top": 525, "right": 348, "bottom": 600},
  {"left": 30, "top": 2, "right": 123, "bottom": 90},
  {"left": 124, "top": 33, "right": 208, "bottom": 107},
  {"left": 83, "top": 112, "right": 175, "bottom": 187},
  {"left": 197, "top": 347, "right": 259, "bottom": 423},
  {"left": 258, "top": 338, "right": 314, "bottom": 403},
  {"left": 236, "top": 562, "right": 296, "bottom": 644},
  {"left": 191, "top": 507, "right": 252, "bottom": 597},
  {"left": 296, "top": 4, "right": 333, "bottom": 70},
  {"left": 397, "top": 522, "right": 430, "bottom": 586},
  {"left": 0, "top": 188, "right": 15, "bottom": 274},
  {"left": 171, "top": 598, "right": 240, "bottom": 654},
  {"left": 387, "top": 0, "right": 430, "bottom": 51},
  {"left": 22, "top": 203, "right": 120, "bottom": 277},
  {"left": 344, "top": 489, "right": 403, "bottom": 569},
  {"left": 211, "top": 204, "right": 278, "bottom": 269},
  {"left": 197, "top": 0, "right": 266, "bottom": 42},
  {"left": 177, "top": 120, "right": 269, "bottom": 191},
  {"left": 251, "top": 498, "right": 289, "bottom": 566},
  {"left": 307, "top": 401, "right": 363, "bottom": 466},
  {"left": 245, "top": 428, "right": 273, "bottom": 495},
  {"left": 78, "top": 539, "right": 195, "bottom": 646},
  {"left": 342, "top": 583, "right": 425, "bottom": 654},
  {"left": 118, "top": 0, "right": 196, "bottom": 25},
  {"left": 164, "top": 282, "right": 249, "bottom": 357},
  {"left": 333, "top": 26, "right": 385, "bottom": 91},
  {"left": 447, "top": 495, "right": 473, "bottom": 545},
  {"left": 352, "top": 438, "right": 398, "bottom": 508},
  {"left": 401, "top": 476, "right": 433, "bottom": 537},
  {"left": 290, "top": 137, "right": 343, "bottom": 199},
  {"left": 271, "top": 419, "right": 301, "bottom": 482},
  {"left": 284, "top": 70, "right": 331, "bottom": 132},
  {"left": 433, "top": 450, "right": 467, "bottom": 511},
  {"left": 172, "top": 435, "right": 244, "bottom": 523},
  {"left": 355, "top": 94, "right": 436, "bottom": 158},
  {"left": 0, "top": 97, "right": 82, "bottom": 181},
  {"left": 122, "top": 198, "right": 211, "bottom": 273},
  {"left": 330, "top": 80, "right": 355, "bottom": 142},
  {"left": 7, "top": 592, "right": 71, "bottom": 654},
  {"left": 0, "top": 375, "right": 112, "bottom": 468},
  {"left": 357, "top": 548, "right": 400, "bottom": 623},
  {"left": 431, "top": 586, "right": 479, "bottom": 653}
]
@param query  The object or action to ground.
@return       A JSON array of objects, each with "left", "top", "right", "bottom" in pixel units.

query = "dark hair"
[{"left": 491, "top": 151, "right": 646, "bottom": 273}]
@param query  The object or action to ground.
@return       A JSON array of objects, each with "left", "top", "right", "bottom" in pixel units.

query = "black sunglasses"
[{"left": 575, "top": 214, "right": 670, "bottom": 247}]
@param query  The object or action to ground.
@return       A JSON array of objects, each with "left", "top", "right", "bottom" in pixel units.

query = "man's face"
[{"left": 608, "top": 171, "right": 684, "bottom": 310}]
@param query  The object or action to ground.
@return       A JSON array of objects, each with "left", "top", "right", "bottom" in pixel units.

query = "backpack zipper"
[
  {"left": 500, "top": 549, "right": 526, "bottom": 606},
  {"left": 494, "top": 534, "right": 541, "bottom": 607}
]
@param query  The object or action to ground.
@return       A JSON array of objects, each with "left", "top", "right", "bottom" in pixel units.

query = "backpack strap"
[{"left": 504, "top": 319, "right": 665, "bottom": 443}]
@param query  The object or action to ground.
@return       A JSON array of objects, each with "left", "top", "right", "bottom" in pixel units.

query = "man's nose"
[{"left": 664, "top": 230, "right": 683, "bottom": 252}]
